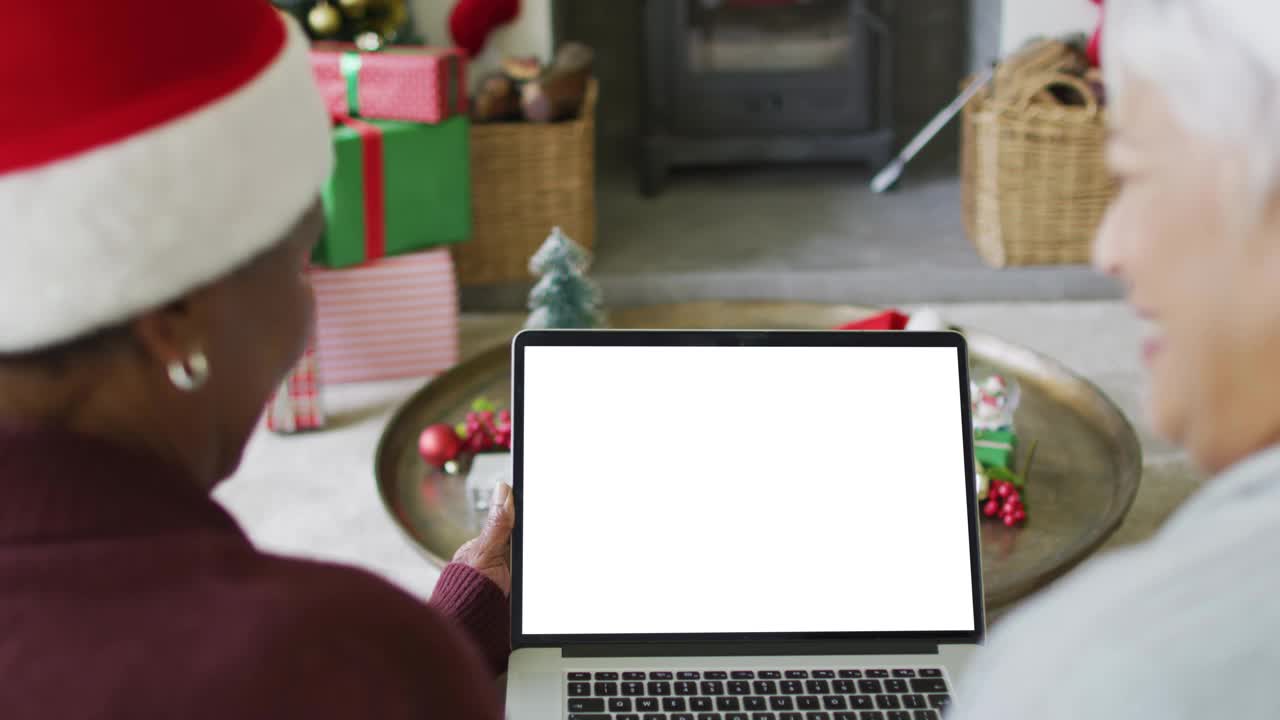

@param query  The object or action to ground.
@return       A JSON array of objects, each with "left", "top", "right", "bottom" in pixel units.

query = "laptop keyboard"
[{"left": 564, "top": 667, "right": 952, "bottom": 720}]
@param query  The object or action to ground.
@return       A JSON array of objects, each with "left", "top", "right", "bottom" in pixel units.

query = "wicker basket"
[
  {"left": 961, "top": 72, "right": 1117, "bottom": 267},
  {"left": 452, "top": 79, "right": 598, "bottom": 286}
]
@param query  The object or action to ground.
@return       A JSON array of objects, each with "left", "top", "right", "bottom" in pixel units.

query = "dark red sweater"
[{"left": 0, "top": 427, "right": 508, "bottom": 718}]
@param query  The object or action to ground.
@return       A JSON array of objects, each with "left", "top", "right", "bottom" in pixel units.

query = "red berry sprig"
[
  {"left": 457, "top": 403, "right": 513, "bottom": 453},
  {"left": 982, "top": 479, "right": 1027, "bottom": 527},
  {"left": 494, "top": 408, "right": 512, "bottom": 449}
]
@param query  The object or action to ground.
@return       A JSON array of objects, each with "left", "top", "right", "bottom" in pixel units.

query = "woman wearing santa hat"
[
  {"left": 949, "top": 1, "right": 1280, "bottom": 717},
  {"left": 0, "top": 2, "right": 508, "bottom": 718}
]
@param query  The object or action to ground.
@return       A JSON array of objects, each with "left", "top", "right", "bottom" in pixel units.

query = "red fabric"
[
  {"left": 449, "top": 0, "right": 521, "bottom": 58},
  {"left": 837, "top": 310, "right": 911, "bottom": 330},
  {"left": 0, "top": 426, "right": 508, "bottom": 718},
  {"left": 310, "top": 45, "right": 469, "bottom": 123},
  {"left": 338, "top": 117, "right": 387, "bottom": 262},
  {"left": 432, "top": 563, "right": 511, "bottom": 675},
  {"left": 1087, "top": 0, "right": 1104, "bottom": 68},
  {"left": 1, "top": 0, "right": 285, "bottom": 174}
]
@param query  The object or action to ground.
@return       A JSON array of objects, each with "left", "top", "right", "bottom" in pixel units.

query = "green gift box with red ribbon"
[{"left": 315, "top": 115, "right": 471, "bottom": 269}]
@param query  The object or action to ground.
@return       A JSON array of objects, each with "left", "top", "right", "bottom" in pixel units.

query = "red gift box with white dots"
[{"left": 310, "top": 43, "right": 468, "bottom": 124}]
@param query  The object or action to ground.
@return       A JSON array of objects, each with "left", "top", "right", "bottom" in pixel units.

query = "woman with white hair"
[{"left": 951, "top": 1, "right": 1280, "bottom": 716}]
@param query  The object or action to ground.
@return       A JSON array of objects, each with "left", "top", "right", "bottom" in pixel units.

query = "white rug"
[{"left": 215, "top": 301, "right": 1204, "bottom": 607}]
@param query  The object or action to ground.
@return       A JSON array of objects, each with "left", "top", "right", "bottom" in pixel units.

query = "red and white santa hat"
[{"left": 0, "top": 1, "right": 333, "bottom": 353}]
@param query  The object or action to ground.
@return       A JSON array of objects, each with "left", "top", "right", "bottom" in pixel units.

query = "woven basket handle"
[
  {"left": 1014, "top": 72, "right": 1100, "bottom": 116},
  {"left": 576, "top": 78, "right": 599, "bottom": 140}
]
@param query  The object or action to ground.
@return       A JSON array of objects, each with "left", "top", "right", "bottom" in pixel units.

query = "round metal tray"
[{"left": 375, "top": 301, "right": 1142, "bottom": 610}]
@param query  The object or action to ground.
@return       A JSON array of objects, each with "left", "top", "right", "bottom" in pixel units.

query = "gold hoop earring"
[{"left": 167, "top": 350, "right": 210, "bottom": 392}]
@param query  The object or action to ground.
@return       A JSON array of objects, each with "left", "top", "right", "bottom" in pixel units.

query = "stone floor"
[
  {"left": 463, "top": 165, "right": 1123, "bottom": 311},
  {"left": 213, "top": 165, "right": 1187, "bottom": 690},
  {"left": 217, "top": 301, "right": 1203, "bottom": 617}
]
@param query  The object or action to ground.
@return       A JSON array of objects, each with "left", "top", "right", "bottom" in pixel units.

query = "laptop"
[{"left": 505, "top": 329, "right": 985, "bottom": 720}]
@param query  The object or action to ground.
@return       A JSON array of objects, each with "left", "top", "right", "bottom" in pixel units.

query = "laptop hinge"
[{"left": 561, "top": 641, "right": 939, "bottom": 658}]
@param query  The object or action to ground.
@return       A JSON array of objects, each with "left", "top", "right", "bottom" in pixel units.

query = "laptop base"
[{"left": 561, "top": 641, "right": 939, "bottom": 658}]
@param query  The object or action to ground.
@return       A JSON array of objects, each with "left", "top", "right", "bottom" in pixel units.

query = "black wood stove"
[{"left": 641, "top": 0, "right": 894, "bottom": 195}]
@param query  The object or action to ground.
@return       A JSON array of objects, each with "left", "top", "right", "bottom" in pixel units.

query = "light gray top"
[{"left": 951, "top": 444, "right": 1280, "bottom": 718}]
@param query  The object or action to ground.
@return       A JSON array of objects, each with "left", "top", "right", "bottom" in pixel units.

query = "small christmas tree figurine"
[{"left": 525, "top": 227, "right": 606, "bottom": 329}]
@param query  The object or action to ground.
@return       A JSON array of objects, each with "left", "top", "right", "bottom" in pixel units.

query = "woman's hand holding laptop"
[{"left": 453, "top": 482, "right": 516, "bottom": 595}]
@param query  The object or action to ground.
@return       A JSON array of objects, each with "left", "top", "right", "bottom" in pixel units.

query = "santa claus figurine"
[{"left": 971, "top": 373, "right": 1021, "bottom": 430}]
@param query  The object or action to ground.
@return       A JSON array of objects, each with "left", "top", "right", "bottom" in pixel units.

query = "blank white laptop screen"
[{"left": 519, "top": 343, "right": 977, "bottom": 636}]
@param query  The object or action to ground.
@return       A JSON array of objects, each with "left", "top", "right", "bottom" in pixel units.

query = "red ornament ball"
[{"left": 418, "top": 423, "right": 463, "bottom": 468}]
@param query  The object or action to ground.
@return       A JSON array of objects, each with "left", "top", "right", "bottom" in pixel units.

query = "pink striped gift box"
[
  {"left": 265, "top": 342, "right": 324, "bottom": 433},
  {"left": 309, "top": 249, "right": 460, "bottom": 384}
]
